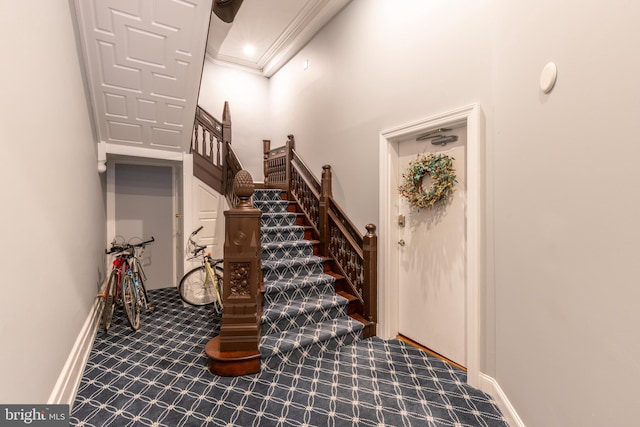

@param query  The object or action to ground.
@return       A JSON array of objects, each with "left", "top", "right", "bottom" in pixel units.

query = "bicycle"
[
  {"left": 102, "top": 238, "right": 129, "bottom": 333},
  {"left": 121, "top": 237, "right": 155, "bottom": 330},
  {"left": 178, "top": 226, "right": 224, "bottom": 313},
  {"left": 102, "top": 236, "right": 155, "bottom": 332}
]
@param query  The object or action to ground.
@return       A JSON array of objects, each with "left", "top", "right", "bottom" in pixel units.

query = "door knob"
[{"left": 398, "top": 239, "right": 405, "bottom": 246}]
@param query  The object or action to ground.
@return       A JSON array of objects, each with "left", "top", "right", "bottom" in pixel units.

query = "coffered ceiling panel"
[{"left": 74, "top": 0, "right": 212, "bottom": 154}]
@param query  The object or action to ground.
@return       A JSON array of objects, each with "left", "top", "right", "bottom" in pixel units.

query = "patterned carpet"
[
  {"left": 255, "top": 188, "right": 363, "bottom": 368},
  {"left": 70, "top": 287, "right": 508, "bottom": 426}
]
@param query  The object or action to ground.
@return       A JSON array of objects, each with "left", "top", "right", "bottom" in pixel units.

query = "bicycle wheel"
[
  {"left": 179, "top": 266, "right": 216, "bottom": 306},
  {"left": 122, "top": 274, "right": 141, "bottom": 330},
  {"left": 102, "top": 270, "right": 119, "bottom": 333},
  {"left": 134, "top": 269, "right": 155, "bottom": 313}
]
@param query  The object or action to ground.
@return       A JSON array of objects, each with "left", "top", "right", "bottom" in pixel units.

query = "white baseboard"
[
  {"left": 48, "top": 297, "right": 101, "bottom": 409},
  {"left": 479, "top": 373, "right": 526, "bottom": 427}
]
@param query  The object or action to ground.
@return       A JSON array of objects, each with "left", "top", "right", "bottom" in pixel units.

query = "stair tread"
[
  {"left": 261, "top": 211, "right": 298, "bottom": 217},
  {"left": 259, "top": 317, "right": 364, "bottom": 353},
  {"left": 263, "top": 294, "right": 348, "bottom": 319},
  {"left": 263, "top": 273, "right": 336, "bottom": 292},
  {"left": 262, "top": 255, "right": 324, "bottom": 269},
  {"left": 262, "top": 240, "right": 314, "bottom": 250},
  {"left": 325, "top": 271, "right": 345, "bottom": 281},
  {"left": 337, "top": 290, "right": 358, "bottom": 302},
  {"left": 349, "top": 313, "right": 374, "bottom": 326},
  {"left": 261, "top": 225, "right": 305, "bottom": 232}
]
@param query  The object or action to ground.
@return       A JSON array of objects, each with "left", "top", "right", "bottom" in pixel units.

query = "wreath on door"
[{"left": 399, "top": 153, "right": 457, "bottom": 209}]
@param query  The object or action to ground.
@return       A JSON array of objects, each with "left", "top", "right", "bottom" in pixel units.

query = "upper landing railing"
[{"left": 191, "top": 102, "right": 243, "bottom": 207}]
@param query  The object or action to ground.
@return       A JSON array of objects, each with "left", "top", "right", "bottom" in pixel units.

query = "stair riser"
[
  {"left": 253, "top": 190, "right": 283, "bottom": 202},
  {"left": 261, "top": 229, "right": 305, "bottom": 243},
  {"left": 261, "top": 215, "right": 298, "bottom": 228},
  {"left": 262, "top": 281, "right": 336, "bottom": 305},
  {"left": 254, "top": 201, "right": 290, "bottom": 213},
  {"left": 260, "top": 331, "right": 362, "bottom": 370},
  {"left": 262, "top": 303, "right": 348, "bottom": 335},
  {"left": 263, "top": 262, "right": 324, "bottom": 281},
  {"left": 262, "top": 245, "right": 314, "bottom": 261}
]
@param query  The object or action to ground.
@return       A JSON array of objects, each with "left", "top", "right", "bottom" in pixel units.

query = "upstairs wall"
[
  {"left": 0, "top": 0, "right": 107, "bottom": 403},
  {"left": 198, "top": 61, "right": 270, "bottom": 181}
]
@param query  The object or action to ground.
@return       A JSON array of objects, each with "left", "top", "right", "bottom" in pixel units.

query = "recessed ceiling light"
[{"left": 243, "top": 44, "right": 256, "bottom": 57}]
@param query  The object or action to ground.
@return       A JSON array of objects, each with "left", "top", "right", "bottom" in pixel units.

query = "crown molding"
[{"left": 210, "top": 0, "right": 351, "bottom": 77}]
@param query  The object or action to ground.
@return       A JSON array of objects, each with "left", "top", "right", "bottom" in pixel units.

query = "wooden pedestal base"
[{"left": 205, "top": 336, "right": 261, "bottom": 376}]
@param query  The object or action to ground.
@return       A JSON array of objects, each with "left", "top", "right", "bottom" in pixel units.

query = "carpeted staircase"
[{"left": 254, "top": 189, "right": 364, "bottom": 368}]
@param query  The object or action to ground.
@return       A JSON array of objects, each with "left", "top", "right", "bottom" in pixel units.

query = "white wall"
[
  {"left": 266, "top": 0, "right": 640, "bottom": 426},
  {"left": 198, "top": 61, "right": 270, "bottom": 181},
  {"left": 0, "top": 0, "right": 106, "bottom": 403}
]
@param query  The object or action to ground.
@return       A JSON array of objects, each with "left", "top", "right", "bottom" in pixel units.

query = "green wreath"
[{"left": 399, "top": 153, "right": 457, "bottom": 209}]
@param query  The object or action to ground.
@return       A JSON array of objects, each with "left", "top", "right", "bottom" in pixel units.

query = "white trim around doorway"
[
  {"left": 105, "top": 153, "right": 187, "bottom": 288},
  {"left": 378, "top": 103, "right": 484, "bottom": 387}
]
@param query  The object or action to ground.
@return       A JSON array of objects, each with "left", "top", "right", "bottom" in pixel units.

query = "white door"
[
  {"left": 115, "top": 164, "right": 174, "bottom": 290},
  {"left": 397, "top": 126, "right": 467, "bottom": 366},
  {"left": 190, "top": 177, "right": 226, "bottom": 268}
]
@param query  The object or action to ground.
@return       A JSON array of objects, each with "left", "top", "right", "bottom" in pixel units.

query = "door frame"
[
  {"left": 106, "top": 156, "right": 185, "bottom": 287},
  {"left": 378, "top": 103, "right": 484, "bottom": 387}
]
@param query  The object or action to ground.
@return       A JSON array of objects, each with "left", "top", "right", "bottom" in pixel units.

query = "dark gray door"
[{"left": 115, "top": 164, "right": 173, "bottom": 289}]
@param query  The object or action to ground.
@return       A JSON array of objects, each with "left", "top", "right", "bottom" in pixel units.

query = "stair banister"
[{"left": 262, "top": 135, "right": 378, "bottom": 337}]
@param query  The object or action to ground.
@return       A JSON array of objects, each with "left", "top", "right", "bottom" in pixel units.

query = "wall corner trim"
[
  {"left": 479, "top": 373, "right": 526, "bottom": 427},
  {"left": 48, "top": 297, "right": 101, "bottom": 408}
]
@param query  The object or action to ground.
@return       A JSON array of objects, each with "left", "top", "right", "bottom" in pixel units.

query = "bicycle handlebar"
[
  {"left": 131, "top": 236, "right": 155, "bottom": 248},
  {"left": 106, "top": 236, "right": 154, "bottom": 254},
  {"left": 186, "top": 227, "right": 207, "bottom": 257},
  {"left": 105, "top": 244, "right": 130, "bottom": 255}
]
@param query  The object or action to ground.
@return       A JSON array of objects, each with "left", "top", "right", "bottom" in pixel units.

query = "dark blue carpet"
[{"left": 70, "top": 287, "right": 507, "bottom": 426}]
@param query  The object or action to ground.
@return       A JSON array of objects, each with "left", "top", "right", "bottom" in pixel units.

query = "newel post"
[
  {"left": 205, "top": 170, "right": 261, "bottom": 376},
  {"left": 319, "top": 165, "right": 333, "bottom": 257},
  {"left": 362, "top": 224, "right": 378, "bottom": 336}
]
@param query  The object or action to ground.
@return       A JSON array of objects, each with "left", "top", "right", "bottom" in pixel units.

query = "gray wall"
[
  {"left": 0, "top": 0, "right": 106, "bottom": 403},
  {"left": 115, "top": 164, "right": 174, "bottom": 289},
  {"left": 492, "top": 1, "right": 640, "bottom": 424},
  {"left": 200, "top": 0, "right": 640, "bottom": 425}
]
